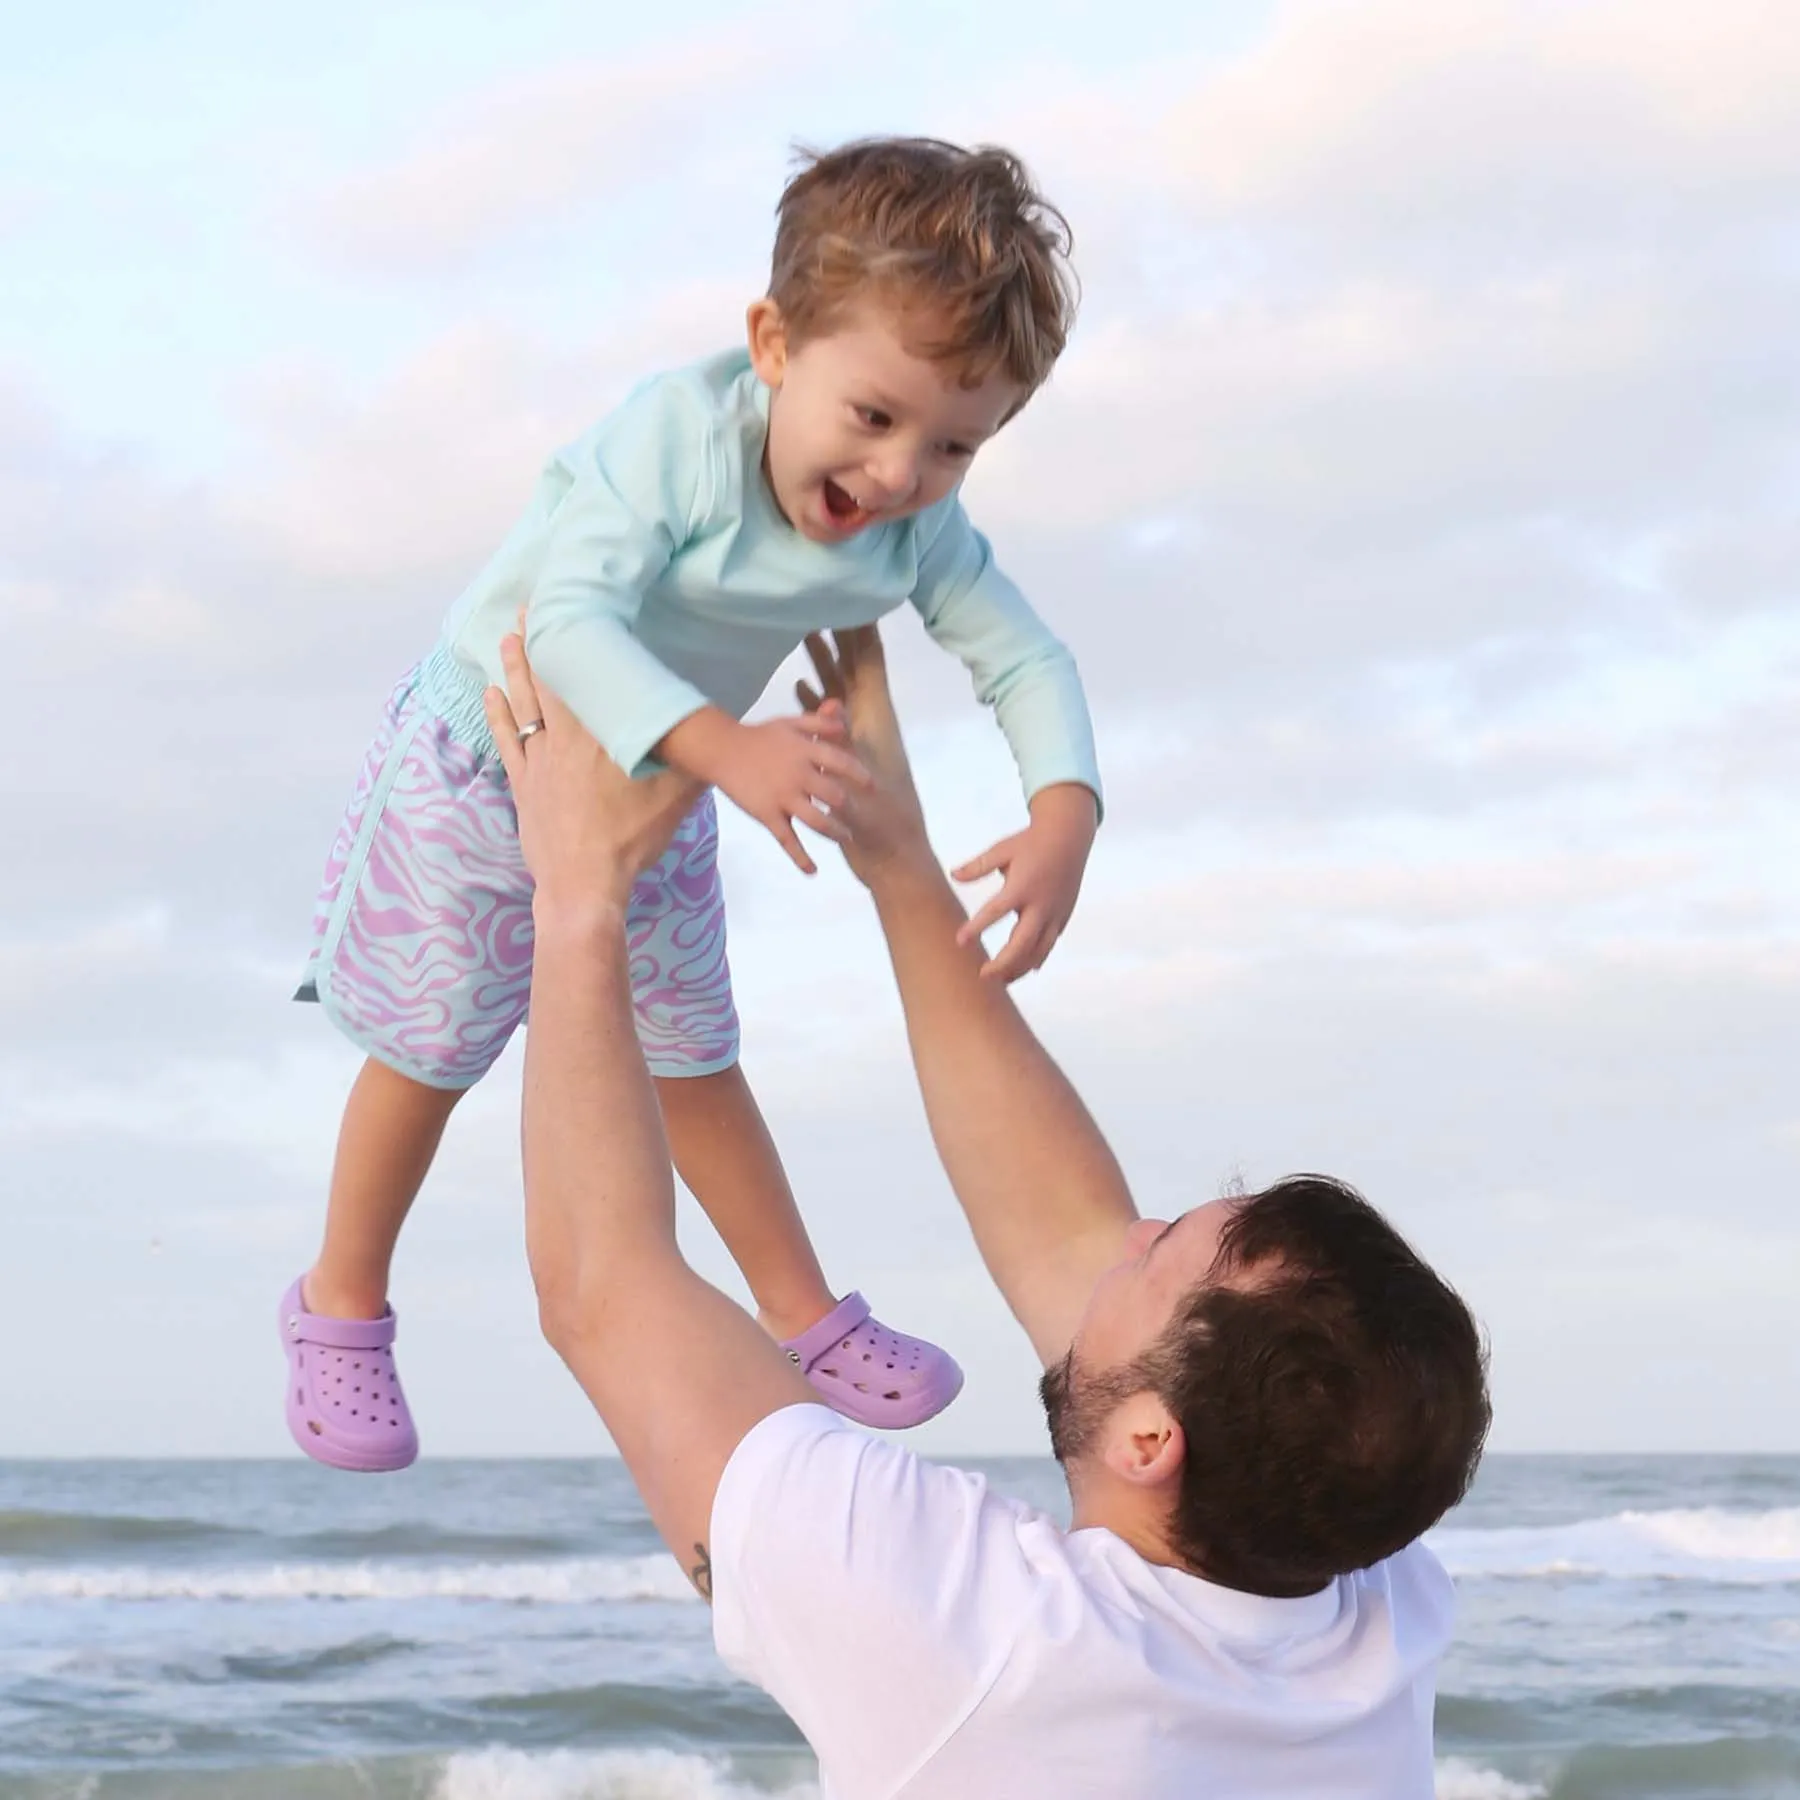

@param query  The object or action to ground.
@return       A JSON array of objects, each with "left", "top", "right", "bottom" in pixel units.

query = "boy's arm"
[
  {"left": 909, "top": 502, "right": 1102, "bottom": 979},
  {"left": 908, "top": 500, "right": 1102, "bottom": 815},
  {"left": 518, "top": 379, "right": 717, "bottom": 778},
  {"left": 522, "top": 381, "right": 866, "bottom": 874}
]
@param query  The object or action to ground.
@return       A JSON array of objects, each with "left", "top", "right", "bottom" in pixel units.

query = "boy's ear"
[{"left": 746, "top": 298, "right": 790, "bottom": 387}]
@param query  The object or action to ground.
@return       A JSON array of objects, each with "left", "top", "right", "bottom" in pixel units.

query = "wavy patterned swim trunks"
[{"left": 296, "top": 665, "right": 738, "bottom": 1088}]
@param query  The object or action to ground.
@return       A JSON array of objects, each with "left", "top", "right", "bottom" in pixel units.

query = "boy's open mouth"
[{"left": 822, "top": 477, "right": 869, "bottom": 527}]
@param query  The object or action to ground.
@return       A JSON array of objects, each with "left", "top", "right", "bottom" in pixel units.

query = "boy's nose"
[{"left": 868, "top": 456, "right": 921, "bottom": 505}]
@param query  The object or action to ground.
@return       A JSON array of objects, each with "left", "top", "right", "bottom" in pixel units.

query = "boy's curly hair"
[{"left": 770, "top": 136, "right": 1078, "bottom": 395}]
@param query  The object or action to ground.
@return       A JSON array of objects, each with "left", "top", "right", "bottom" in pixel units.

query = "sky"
[{"left": 4, "top": 0, "right": 1797, "bottom": 1458}]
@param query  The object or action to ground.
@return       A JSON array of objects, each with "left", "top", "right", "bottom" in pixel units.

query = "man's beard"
[
  {"left": 1039, "top": 1352, "right": 1081, "bottom": 1464},
  {"left": 1040, "top": 1349, "right": 1147, "bottom": 1465}
]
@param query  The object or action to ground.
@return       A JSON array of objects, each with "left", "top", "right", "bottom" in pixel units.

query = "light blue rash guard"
[{"left": 422, "top": 348, "right": 1101, "bottom": 809}]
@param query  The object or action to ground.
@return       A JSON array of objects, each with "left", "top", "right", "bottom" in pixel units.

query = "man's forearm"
[
  {"left": 868, "top": 854, "right": 1137, "bottom": 1363},
  {"left": 523, "top": 900, "right": 680, "bottom": 1321}
]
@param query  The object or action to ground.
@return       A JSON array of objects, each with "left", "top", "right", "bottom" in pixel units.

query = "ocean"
[{"left": 1, "top": 1453, "right": 1795, "bottom": 1799}]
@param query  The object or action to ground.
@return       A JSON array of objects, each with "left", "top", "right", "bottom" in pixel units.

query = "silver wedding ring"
[{"left": 516, "top": 719, "right": 545, "bottom": 744}]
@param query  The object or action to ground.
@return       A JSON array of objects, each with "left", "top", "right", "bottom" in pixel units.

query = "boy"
[{"left": 284, "top": 137, "right": 1102, "bottom": 1471}]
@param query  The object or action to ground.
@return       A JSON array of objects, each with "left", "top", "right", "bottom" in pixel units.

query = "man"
[{"left": 483, "top": 624, "right": 1491, "bottom": 1799}]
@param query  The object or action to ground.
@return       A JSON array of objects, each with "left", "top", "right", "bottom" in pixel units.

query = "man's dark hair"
[{"left": 1147, "top": 1175, "right": 1490, "bottom": 1596}]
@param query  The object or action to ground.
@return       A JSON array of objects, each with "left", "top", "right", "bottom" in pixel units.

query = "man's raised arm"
[
  {"left": 485, "top": 637, "right": 816, "bottom": 1598},
  {"left": 802, "top": 630, "right": 1138, "bottom": 1367}
]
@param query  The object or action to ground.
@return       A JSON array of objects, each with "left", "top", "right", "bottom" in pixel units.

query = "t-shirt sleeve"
[
  {"left": 908, "top": 500, "right": 1103, "bottom": 814},
  {"left": 522, "top": 374, "right": 715, "bottom": 775},
  {"left": 711, "top": 1404, "right": 1029, "bottom": 1798}
]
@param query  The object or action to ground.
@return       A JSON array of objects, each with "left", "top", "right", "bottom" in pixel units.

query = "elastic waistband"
[{"left": 416, "top": 641, "right": 498, "bottom": 759}]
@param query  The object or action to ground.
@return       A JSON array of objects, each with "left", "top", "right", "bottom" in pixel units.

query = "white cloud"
[
  {"left": 1147, "top": 0, "right": 1800, "bottom": 225},
  {"left": 226, "top": 288, "right": 742, "bottom": 590},
  {"left": 970, "top": 252, "right": 1794, "bottom": 545},
  {"left": 955, "top": 0, "right": 1800, "bottom": 568},
  {"left": 307, "top": 35, "right": 787, "bottom": 272}
]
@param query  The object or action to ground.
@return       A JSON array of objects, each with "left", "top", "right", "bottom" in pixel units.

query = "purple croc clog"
[
  {"left": 279, "top": 1277, "right": 419, "bottom": 1472},
  {"left": 782, "top": 1292, "right": 964, "bottom": 1430}
]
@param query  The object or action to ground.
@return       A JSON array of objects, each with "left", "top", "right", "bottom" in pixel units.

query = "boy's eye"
[
  {"left": 942, "top": 441, "right": 976, "bottom": 460},
  {"left": 853, "top": 405, "right": 892, "bottom": 429}
]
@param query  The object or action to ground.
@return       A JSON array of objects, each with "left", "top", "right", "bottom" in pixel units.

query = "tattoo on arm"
[{"left": 689, "top": 1541, "right": 713, "bottom": 1603}]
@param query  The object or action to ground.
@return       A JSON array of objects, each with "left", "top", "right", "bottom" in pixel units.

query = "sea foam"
[
  {"left": 13, "top": 1506, "right": 1800, "bottom": 1604},
  {"left": 433, "top": 1747, "right": 818, "bottom": 1800},
  {"left": 1434, "top": 1759, "right": 1545, "bottom": 1800},
  {"left": 0, "top": 1554, "right": 698, "bottom": 1604},
  {"left": 1428, "top": 1505, "right": 1800, "bottom": 1583},
  {"left": 432, "top": 1746, "right": 1538, "bottom": 1799}
]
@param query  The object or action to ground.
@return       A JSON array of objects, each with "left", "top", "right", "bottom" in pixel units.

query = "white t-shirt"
[{"left": 711, "top": 1405, "right": 1455, "bottom": 1800}]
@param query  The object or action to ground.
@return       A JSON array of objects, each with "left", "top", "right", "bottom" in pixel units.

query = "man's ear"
[
  {"left": 746, "top": 298, "right": 789, "bottom": 387},
  {"left": 1102, "top": 1390, "right": 1185, "bottom": 1494}
]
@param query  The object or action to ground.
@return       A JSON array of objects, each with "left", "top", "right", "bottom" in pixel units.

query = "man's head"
[
  {"left": 1043, "top": 1177, "right": 1490, "bottom": 1597},
  {"left": 746, "top": 136, "right": 1077, "bottom": 544}
]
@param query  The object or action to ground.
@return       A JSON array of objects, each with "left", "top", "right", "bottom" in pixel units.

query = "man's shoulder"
[
  {"left": 711, "top": 1403, "right": 1056, "bottom": 1645},
  {"left": 1350, "top": 1536, "right": 1454, "bottom": 1607},
  {"left": 709, "top": 1406, "right": 1051, "bottom": 1790},
  {"left": 1365, "top": 1537, "right": 1458, "bottom": 1642},
  {"left": 712, "top": 1399, "right": 856, "bottom": 1509},
  {"left": 714, "top": 1402, "right": 1042, "bottom": 1549},
  {"left": 1056, "top": 1530, "right": 1456, "bottom": 1686}
]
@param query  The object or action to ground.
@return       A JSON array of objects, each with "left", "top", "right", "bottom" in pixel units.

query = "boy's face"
[{"left": 747, "top": 299, "right": 1025, "bottom": 544}]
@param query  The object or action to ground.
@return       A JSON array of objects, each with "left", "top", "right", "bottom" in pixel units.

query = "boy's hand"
[
  {"left": 953, "top": 784, "right": 1099, "bottom": 982},
  {"left": 713, "top": 713, "right": 872, "bottom": 876}
]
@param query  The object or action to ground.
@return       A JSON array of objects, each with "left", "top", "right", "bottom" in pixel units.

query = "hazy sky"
[{"left": 5, "top": 0, "right": 1796, "bottom": 1457}]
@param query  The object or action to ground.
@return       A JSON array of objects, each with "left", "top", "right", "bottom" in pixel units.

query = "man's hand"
[
  {"left": 484, "top": 633, "right": 700, "bottom": 915},
  {"left": 794, "top": 629, "right": 931, "bottom": 884},
  {"left": 952, "top": 784, "right": 1099, "bottom": 983},
  {"left": 797, "top": 629, "right": 1096, "bottom": 980}
]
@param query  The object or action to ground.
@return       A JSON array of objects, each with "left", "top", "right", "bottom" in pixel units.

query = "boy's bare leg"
[
  {"left": 655, "top": 1063, "right": 838, "bottom": 1343},
  {"left": 305, "top": 1056, "right": 465, "bottom": 1320}
]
